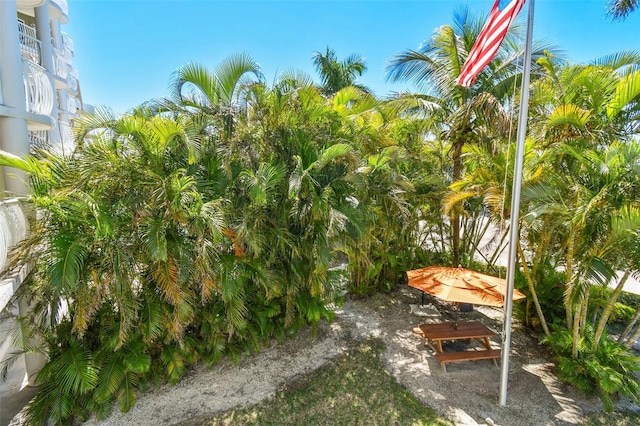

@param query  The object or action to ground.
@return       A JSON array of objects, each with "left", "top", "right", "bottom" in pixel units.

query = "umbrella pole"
[{"left": 454, "top": 304, "right": 459, "bottom": 330}]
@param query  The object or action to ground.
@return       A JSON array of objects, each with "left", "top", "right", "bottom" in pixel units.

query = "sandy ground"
[{"left": 10, "top": 288, "right": 640, "bottom": 426}]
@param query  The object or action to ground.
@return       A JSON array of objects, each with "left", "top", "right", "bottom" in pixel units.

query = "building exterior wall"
[{"left": 1, "top": 0, "right": 84, "bottom": 386}]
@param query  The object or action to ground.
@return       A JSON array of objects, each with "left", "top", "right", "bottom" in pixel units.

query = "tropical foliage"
[
  {"left": 1, "top": 7, "right": 640, "bottom": 423},
  {"left": 1, "top": 52, "right": 427, "bottom": 424}
]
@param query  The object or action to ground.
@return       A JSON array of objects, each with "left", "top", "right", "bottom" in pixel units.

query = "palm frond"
[
  {"left": 386, "top": 49, "right": 438, "bottom": 91},
  {"left": 592, "top": 50, "right": 640, "bottom": 73},
  {"left": 151, "top": 257, "right": 182, "bottom": 306},
  {"left": 170, "top": 62, "right": 219, "bottom": 107},
  {"left": 48, "top": 340, "right": 99, "bottom": 395},
  {"left": 607, "top": 70, "right": 640, "bottom": 119},
  {"left": 316, "top": 144, "right": 353, "bottom": 171},
  {"left": 0, "top": 149, "right": 47, "bottom": 176},
  {"left": 606, "top": 0, "right": 639, "bottom": 20},
  {"left": 142, "top": 217, "right": 167, "bottom": 262},
  {"left": 214, "top": 52, "right": 264, "bottom": 103},
  {"left": 47, "top": 234, "right": 88, "bottom": 292}
]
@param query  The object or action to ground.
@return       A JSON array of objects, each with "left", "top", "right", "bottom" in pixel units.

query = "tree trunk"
[
  {"left": 565, "top": 232, "right": 576, "bottom": 331},
  {"left": 623, "top": 320, "right": 640, "bottom": 349},
  {"left": 489, "top": 224, "right": 510, "bottom": 266},
  {"left": 593, "top": 270, "right": 631, "bottom": 346},
  {"left": 469, "top": 215, "right": 492, "bottom": 266},
  {"left": 518, "top": 241, "right": 551, "bottom": 336},
  {"left": 619, "top": 307, "right": 640, "bottom": 345},
  {"left": 572, "top": 297, "right": 583, "bottom": 358},
  {"left": 579, "top": 287, "right": 590, "bottom": 339},
  {"left": 451, "top": 140, "right": 463, "bottom": 266}
]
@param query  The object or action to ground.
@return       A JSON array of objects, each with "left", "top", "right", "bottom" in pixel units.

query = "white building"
[{"left": 1, "top": 0, "right": 84, "bottom": 412}]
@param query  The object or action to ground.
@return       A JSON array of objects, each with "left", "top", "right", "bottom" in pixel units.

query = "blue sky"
[{"left": 65, "top": 0, "right": 640, "bottom": 114}]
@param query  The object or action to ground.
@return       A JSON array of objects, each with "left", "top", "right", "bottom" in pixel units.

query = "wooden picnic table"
[{"left": 415, "top": 321, "right": 501, "bottom": 372}]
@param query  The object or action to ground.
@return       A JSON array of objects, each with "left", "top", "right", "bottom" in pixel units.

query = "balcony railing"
[
  {"left": 68, "top": 74, "right": 78, "bottom": 92},
  {"left": 17, "top": 21, "right": 41, "bottom": 65},
  {"left": 59, "top": 121, "right": 75, "bottom": 153},
  {"left": 28, "top": 130, "right": 49, "bottom": 150},
  {"left": 0, "top": 200, "right": 29, "bottom": 275},
  {"left": 53, "top": 48, "right": 69, "bottom": 79},
  {"left": 61, "top": 32, "right": 74, "bottom": 55},
  {"left": 67, "top": 96, "right": 76, "bottom": 113},
  {"left": 22, "top": 60, "right": 54, "bottom": 116}
]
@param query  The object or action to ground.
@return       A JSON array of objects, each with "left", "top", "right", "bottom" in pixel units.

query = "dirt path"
[{"left": 14, "top": 288, "right": 625, "bottom": 426}]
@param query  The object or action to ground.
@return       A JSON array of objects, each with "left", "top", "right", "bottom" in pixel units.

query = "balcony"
[
  {"left": 50, "top": 0, "right": 69, "bottom": 19},
  {"left": 17, "top": 21, "right": 41, "bottom": 65},
  {"left": 22, "top": 60, "right": 54, "bottom": 117}
]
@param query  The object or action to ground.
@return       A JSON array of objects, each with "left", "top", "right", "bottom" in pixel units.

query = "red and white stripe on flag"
[{"left": 456, "top": 0, "right": 526, "bottom": 88}]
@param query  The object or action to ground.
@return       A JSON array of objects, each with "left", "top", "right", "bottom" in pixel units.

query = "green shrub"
[{"left": 543, "top": 326, "right": 640, "bottom": 411}]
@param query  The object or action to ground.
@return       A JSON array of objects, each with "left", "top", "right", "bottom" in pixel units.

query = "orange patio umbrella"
[{"left": 406, "top": 265, "right": 526, "bottom": 308}]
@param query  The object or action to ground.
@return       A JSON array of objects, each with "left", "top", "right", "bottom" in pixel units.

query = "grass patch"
[
  {"left": 583, "top": 411, "right": 640, "bottom": 425},
  {"left": 186, "top": 338, "right": 451, "bottom": 426}
]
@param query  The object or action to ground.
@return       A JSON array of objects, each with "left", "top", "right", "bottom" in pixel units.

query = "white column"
[
  {"left": 51, "top": 17, "right": 62, "bottom": 50},
  {"left": 35, "top": 3, "right": 62, "bottom": 150},
  {"left": 0, "top": 0, "right": 30, "bottom": 196},
  {"left": 35, "top": 4, "right": 54, "bottom": 71}
]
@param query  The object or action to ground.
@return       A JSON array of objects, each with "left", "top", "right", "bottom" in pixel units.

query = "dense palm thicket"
[{"left": 1, "top": 8, "right": 640, "bottom": 423}]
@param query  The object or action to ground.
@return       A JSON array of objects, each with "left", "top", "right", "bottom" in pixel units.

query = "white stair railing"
[{"left": 22, "top": 60, "right": 54, "bottom": 116}]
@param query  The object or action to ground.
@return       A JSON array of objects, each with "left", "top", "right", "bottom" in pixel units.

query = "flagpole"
[{"left": 499, "top": 0, "right": 535, "bottom": 406}]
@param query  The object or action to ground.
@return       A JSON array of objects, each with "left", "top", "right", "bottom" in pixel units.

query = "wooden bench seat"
[{"left": 434, "top": 349, "right": 501, "bottom": 372}]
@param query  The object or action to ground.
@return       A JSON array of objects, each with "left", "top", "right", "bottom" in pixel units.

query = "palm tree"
[
  {"left": 525, "top": 56, "right": 640, "bottom": 354},
  {"left": 160, "top": 52, "right": 265, "bottom": 140},
  {"left": 607, "top": 0, "right": 638, "bottom": 20},
  {"left": 312, "top": 47, "right": 368, "bottom": 96},
  {"left": 386, "top": 7, "right": 556, "bottom": 266},
  {"left": 0, "top": 108, "right": 234, "bottom": 421}
]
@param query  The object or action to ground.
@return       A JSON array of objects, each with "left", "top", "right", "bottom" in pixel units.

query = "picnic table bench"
[{"left": 414, "top": 321, "right": 501, "bottom": 372}]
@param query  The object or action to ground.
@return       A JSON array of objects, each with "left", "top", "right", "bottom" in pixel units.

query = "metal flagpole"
[{"left": 499, "top": 0, "right": 535, "bottom": 406}]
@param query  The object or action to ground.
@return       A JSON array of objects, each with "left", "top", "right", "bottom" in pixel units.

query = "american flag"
[{"left": 456, "top": 0, "right": 526, "bottom": 88}]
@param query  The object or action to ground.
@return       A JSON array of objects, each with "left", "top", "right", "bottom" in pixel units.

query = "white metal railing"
[
  {"left": 59, "top": 121, "right": 75, "bottom": 152},
  {"left": 66, "top": 94, "right": 77, "bottom": 113},
  {"left": 17, "top": 21, "right": 41, "bottom": 65},
  {"left": 0, "top": 200, "right": 29, "bottom": 275},
  {"left": 64, "top": 46, "right": 73, "bottom": 63},
  {"left": 28, "top": 130, "right": 50, "bottom": 150},
  {"left": 53, "top": 48, "right": 69, "bottom": 79},
  {"left": 68, "top": 74, "right": 78, "bottom": 92},
  {"left": 52, "top": 34, "right": 62, "bottom": 51},
  {"left": 61, "top": 32, "right": 74, "bottom": 55},
  {"left": 22, "top": 60, "right": 54, "bottom": 116}
]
